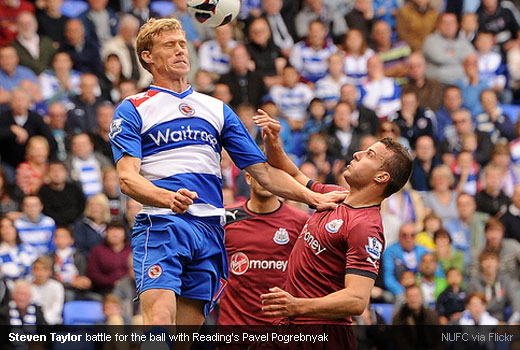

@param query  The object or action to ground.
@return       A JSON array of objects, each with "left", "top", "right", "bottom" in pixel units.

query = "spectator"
[
  {"left": 339, "top": 83, "right": 379, "bottom": 135},
  {"left": 435, "top": 86, "right": 462, "bottom": 142},
  {"left": 392, "top": 284, "right": 439, "bottom": 325},
  {"left": 67, "top": 74, "right": 105, "bottom": 134},
  {"left": 373, "top": 0, "right": 399, "bottom": 30},
  {"left": 439, "top": 109, "right": 493, "bottom": 167},
  {"left": 100, "top": 293, "right": 128, "bottom": 324},
  {"left": 476, "top": 90, "right": 516, "bottom": 143},
  {"left": 294, "top": 0, "right": 348, "bottom": 43},
  {"left": 0, "top": 216, "right": 37, "bottom": 288},
  {"left": 416, "top": 252, "right": 448, "bottom": 308},
  {"left": 372, "top": 20, "right": 411, "bottom": 85},
  {"left": 0, "top": 46, "right": 41, "bottom": 103},
  {"left": 269, "top": 65, "right": 314, "bottom": 126},
  {"left": 38, "top": 161, "right": 85, "bottom": 227},
  {"left": 457, "top": 292, "right": 499, "bottom": 325},
  {"left": 103, "top": 167, "right": 125, "bottom": 221},
  {"left": 450, "top": 150, "right": 480, "bottom": 196},
  {"left": 39, "top": 51, "right": 82, "bottom": 109},
  {"left": 88, "top": 102, "right": 114, "bottom": 161},
  {"left": 345, "top": 0, "right": 375, "bottom": 40},
  {"left": 0, "top": 0, "right": 35, "bottom": 47},
  {"left": 422, "top": 164, "right": 459, "bottom": 224},
  {"left": 0, "top": 87, "right": 56, "bottom": 170},
  {"left": 60, "top": 19, "right": 102, "bottom": 75},
  {"left": 78, "top": 0, "right": 119, "bottom": 48},
  {"left": 14, "top": 196, "right": 55, "bottom": 256},
  {"left": 445, "top": 193, "right": 489, "bottom": 266},
  {"left": 170, "top": 0, "right": 203, "bottom": 49},
  {"left": 475, "top": 32, "right": 508, "bottom": 96},
  {"left": 262, "top": 0, "right": 296, "bottom": 56},
  {"left": 434, "top": 228, "right": 465, "bottom": 275},
  {"left": 375, "top": 120, "right": 410, "bottom": 149},
  {"left": 359, "top": 55, "right": 401, "bottom": 119},
  {"left": 423, "top": 13, "right": 475, "bottom": 85},
  {"left": 388, "top": 89, "right": 436, "bottom": 149},
  {"left": 436, "top": 268, "right": 467, "bottom": 325},
  {"left": 11, "top": 11, "right": 55, "bottom": 75},
  {"left": 303, "top": 133, "right": 338, "bottom": 184},
  {"left": 67, "top": 133, "right": 111, "bottom": 198},
  {"left": 289, "top": 20, "right": 337, "bottom": 83},
  {"left": 477, "top": 0, "right": 520, "bottom": 51},
  {"left": 30, "top": 256, "right": 64, "bottom": 325},
  {"left": 342, "top": 28, "right": 374, "bottom": 85},
  {"left": 16, "top": 136, "right": 49, "bottom": 196},
  {"left": 99, "top": 54, "right": 127, "bottom": 104},
  {"left": 501, "top": 184, "right": 520, "bottom": 242},
  {"left": 87, "top": 220, "right": 131, "bottom": 294},
  {"left": 123, "top": 197, "right": 141, "bottom": 237},
  {"left": 218, "top": 44, "right": 267, "bottom": 109},
  {"left": 469, "top": 218, "right": 520, "bottom": 281},
  {"left": 415, "top": 212, "right": 442, "bottom": 251},
  {"left": 35, "top": 0, "right": 69, "bottom": 46},
  {"left": 402, "top": 52, "right": 444, "bottom": 113},
  {"left": 9, "top": 279, "right": 46, "bottom": 325},
  {"left": 396, "top": 0, "right": 438, "bottom": 51},
  {"left": 126, "top": 0, "right": 160, "bottom": 27},
  {"left": 0, "top": 167, "right": 22, "bottom": 216},
  {"left": 325, "top": 101, "right": 366, "bottom": 162},
  {"left": 459, "top": 13, "right": 479, "bottom": 41},
  {"left": 410, "top": 135, "right": 441, "bottom": 192},
  {"left": 102, "top": 14, "right": 151, "bottom": 90},
  {"left": 112, "top": 253, "right": 137, "bottom": 321},
  {"left": 46, "top": 102, "right": 70, "bottom": 162},
  {"left": 458, "top": 53, "right": 491, "bottom": 118},
  {"left": 0, "top": 277, "right": 9, "bottom": 324},
  {"left": 383, "top": 222, "right": 431, "bottom": 296},
  {"left": 49, "top": 226, "right": 92, "bottom": 302},
  {"left": 512, "top": 119, "right": 520, "bottom": 166},
  {"left": 246, "top": 17, "right": 284, "bottom": 88},
  {"left": 315, "top": 53, "right": 352, "bottom": 110},
  {"left": 301, "top": 98, "right": 331, "bottom": 145},
  {"left": 212, "top": 83, "right": 233, "bottom": 105},
  {"left": 488, "top": 143, "right": 520, "bottom": 197},
  {"left": 198, "top": 24, "right": 237, "bottom": 77},
  {"left": 73, "top": 193, "right": 110, "bottom": 256},
  {"left": 382, "top": 184, "right": 426, "bottom": 234},
  {"left": 468, "top": 250, "right": 520, "bottom": 324},
  {"left": 475, "top": 165, "right": 512, "bottom": 216}
]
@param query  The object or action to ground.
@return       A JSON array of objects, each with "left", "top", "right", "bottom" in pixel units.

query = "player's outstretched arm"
[
  {"left": 260, "top": 274, "right": 374, "bottom": 319},
  {"left": 116, "top": 155, "right": 198, "bottom": 214},
  {"left": 252, "top": 109, "right": 310, "bottom": 187},
  {"left": 245, "top": 161, "right": 347, "bottom": 211}
]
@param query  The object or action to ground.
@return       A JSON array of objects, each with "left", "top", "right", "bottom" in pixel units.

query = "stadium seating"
[
  {"left": 62, "top": 301, "right": 105, "bottom": 325},
  {"left": 372, "top": 303, "right": 394, "bottom": 325}
]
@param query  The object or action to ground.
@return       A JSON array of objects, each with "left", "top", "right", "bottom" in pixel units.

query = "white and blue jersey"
[
  {"left": 109, "top": 85, "right": 266, "bottom": 313},
  {"left": 289, "top": 40, "right": 337, "bottom": 83},
  {"left": 14, "top": 215, "right": 56, "bottom": 257}
]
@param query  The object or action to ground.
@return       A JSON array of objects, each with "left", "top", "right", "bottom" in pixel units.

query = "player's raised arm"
[
  {"left": 260, "top": 274, "right": 374, "bottom": 318},
  {"left": 116, "top": 155, "right": 198, "bottom": 214},
  {"left": 252, "top": 110, "right": 310, "bottom": 187}
]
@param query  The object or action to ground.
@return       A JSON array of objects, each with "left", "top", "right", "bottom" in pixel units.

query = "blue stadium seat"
[
  {"left": 372, "top": 303, "right": 394, "bottom": 325},
  {"left": 150, "top": 1, "right": 176, "bottom": 17},
  {"left": 62, "top": 301, "right": 105, "bottom": 325},
  {"left": 501, "top": 104, "right": 520, "bottom": 123},
  {"left": 61, "top": 1, "right": 89, "bottom": 18}
]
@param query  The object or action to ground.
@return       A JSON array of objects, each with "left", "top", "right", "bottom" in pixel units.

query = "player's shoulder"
[
  {"left": 280, "top": 202, "right": 310, "bottom": 223},
  {"left": 224, "top": 202, "right": 253, "bottom": 226},
  {"left": 341, "top": 204, "right": 383, "bottom": 231},
  {"left": 189, "top": 90, "right": 226, "bottom": 113}
]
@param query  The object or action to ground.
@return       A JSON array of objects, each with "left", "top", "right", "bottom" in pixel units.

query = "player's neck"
[
  {"left": 246, "top": 196, "right": 281, "bottom": 214},
  {"left": 153, "top": 76, "right": 189, "bottom": 93},
  {"left": 345, "top": 187, "right": 383, "bottom": 207}
]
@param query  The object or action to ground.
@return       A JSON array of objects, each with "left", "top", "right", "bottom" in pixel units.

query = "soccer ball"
[{"left": 187, "top": 0, "right": 240, "bottom": 28}]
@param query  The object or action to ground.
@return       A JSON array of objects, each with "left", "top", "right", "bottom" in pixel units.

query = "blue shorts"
[{"left": 132, "top": 213, "right": 228, "bottom": 316}]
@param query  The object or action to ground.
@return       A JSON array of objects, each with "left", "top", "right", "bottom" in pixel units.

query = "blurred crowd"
[{"left": 0, "top": 0, "right": 520, "bottom": 328}]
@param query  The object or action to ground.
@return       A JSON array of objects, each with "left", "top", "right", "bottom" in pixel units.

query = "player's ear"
[
  {"left": 245, "top": 172, "right": 252, "bottom": 185},
  {"left": 375, "top": 171, "right": 390, "bottom": 185},
  {"left": 141, "top": 50, "right": 153, "bottom": 65}
]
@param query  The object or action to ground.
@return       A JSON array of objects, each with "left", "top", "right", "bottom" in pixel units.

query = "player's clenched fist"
[
  {"left": 261, "top": 287, "right": 301, "bottom": 317},
  {"left": 169, "top": 188, "right": 198, "bottom": 214}
]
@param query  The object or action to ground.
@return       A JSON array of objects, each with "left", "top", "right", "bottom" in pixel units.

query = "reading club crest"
[
  {"left": 365, "top": 237, "right": 383, "bottom": 268},
  {"left": 273, "top": 228, "right": 290, "bottom": 245},
  {"left": 179, "top": 103, "right": 195, "bottom": 116},
  {"left": 109, "top": 118, "right": 123, "bottom": 139},
  {"left": 147, "top": 264, "right": 162, "bottom": 279},
  {"left": 325, "top": 219, "right": 344, "bottom": 233}
]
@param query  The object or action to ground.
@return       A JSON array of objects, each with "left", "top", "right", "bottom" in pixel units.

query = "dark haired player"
[
  {"left": 254, "top": 111, "right": 413, "bottom": 325},
  {"left": 218, "top": 172, "right": 309, "bottom": 325}
]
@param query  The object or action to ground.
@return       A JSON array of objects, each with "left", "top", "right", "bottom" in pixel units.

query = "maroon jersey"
[
  {"left": 285, "top": 181, "right": 385, "bottom": 324},
  {"left": 219, "top": 200, "right": 310, "bottom": 325}
]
